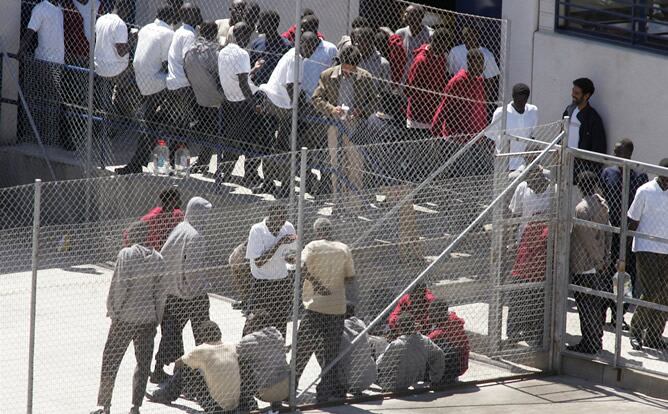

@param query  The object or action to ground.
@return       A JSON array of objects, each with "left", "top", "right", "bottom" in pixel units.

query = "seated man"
[
  {"left": 236, "top": 325, "right": 290, "bottom": 411},
  {"left": 426, "top": 301, "right": 470, "bottom": 384},
  {"left": 336, "top": 310, "right": 378, "bottom": 396},
  {"left": 148, "top": 321, "right": 241, "bottom": 413},
  {"left": 387, "top": 283, "right": 435, "bottom": 337},
  {"left": 376, "top": 314, "right": 445, "bottom": 392}
]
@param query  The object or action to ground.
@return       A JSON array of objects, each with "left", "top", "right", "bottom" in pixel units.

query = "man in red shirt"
[
  {"left": 406, "top": 29, "right": 451, "bottom": 131},
  {"left": 427, "top": 301, "right": 470, "bottom": 383},
  {"left": 125, "top": 188, "right": 184, "bottom": 251},
  {"left": 281, "top": 8, "right": 324, "bottom": 44},
  {"left": 431, "top": 49, "right": 486, "bottom": 140},
  {"left": 387, "top": 283, "right": 435, "bottom": 337}
]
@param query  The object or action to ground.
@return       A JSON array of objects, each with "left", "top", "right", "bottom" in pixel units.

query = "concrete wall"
[
  {"left": 502, "top": 0, "right": 668, "bottom": 164},
  {"left": 136, "top": 0, "right": 360, "bottom": 43},
  {"left": 531, "top": 31, "right": 668, "bottom": 164},
  {"left": 501, "top": 0, "right": 539, "bottom": 104},
  {"left": 0, "top": 0, "right": 21, "bottom": 146}
]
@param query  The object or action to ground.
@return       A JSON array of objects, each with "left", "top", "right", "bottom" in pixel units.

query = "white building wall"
[
  {"left": 503, "top": 0, "right": 668, "bottom": 164},
  {"left": 0, "top": 0, "right": 21, "bottom": 145}
]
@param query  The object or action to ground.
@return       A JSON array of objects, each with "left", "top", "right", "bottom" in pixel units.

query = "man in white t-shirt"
[
  {"left": 627, "top": 159, "right": 668, "bottom": 351},
  {"left": 215, "top": 0, "right": 246, "bottom": 46},
  {"left": 117, "top": 6, "right": 176, "bottom": 175},
  {"left": 255, "top": 32, "right": 319, "bottom": 197},
  {"left": 506, "top": 167, "right": 554, "bottom": 344},
  {"left": 148, "top": 321, "right": 241, "bottom": 413},
  {"left": 165, "top": 3, "right": 202, "bottom": 161},
  {"left": 243, "top": 203, "right": 297, "bottom": 339},
  {"left": 19, "top": 0, "right": 68, "bottom": 149},
  {"left": 300, "top": 15, "right": 338, "bottom": 99},
  {"left": 217, "top": 22, "right": 259, "bottom": 181},
  {"left": 447, "top": 26, "right": 500, "bottom": 80},
  {"left": 93, "top": 2, "right": 130, "bottom": 166},
  {"left": 486, "top": 83, "right": 539, "bottom": 172}
]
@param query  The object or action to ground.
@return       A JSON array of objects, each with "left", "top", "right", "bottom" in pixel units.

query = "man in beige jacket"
[{"left": 567, "top": 171, "right": 611, "bottom": 354}]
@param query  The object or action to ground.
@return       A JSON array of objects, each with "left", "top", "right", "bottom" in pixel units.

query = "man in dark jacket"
[{"left": 563, "top": 78, "right": 607, "bottom": 175}]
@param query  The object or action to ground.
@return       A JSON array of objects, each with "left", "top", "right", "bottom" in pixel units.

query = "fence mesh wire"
[
  {"left": 563, "top": 149, "right": 668, "bottom": 376},
  {"left": 0, "top": 1, "right": 597, "bottom": 413}
]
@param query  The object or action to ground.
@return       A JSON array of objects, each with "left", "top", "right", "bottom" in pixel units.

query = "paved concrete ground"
[{"left": 310, "top": 375, "right": 668, "bottom": 414}]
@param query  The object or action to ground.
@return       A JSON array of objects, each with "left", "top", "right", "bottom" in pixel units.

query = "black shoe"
[
  {"left": 645, "top": 339, "right": 668, "bottom": 350},
  {"left": 146, "top": 388, "right": 177, "bottom": 404},
  {"left": 630, "top": 334, "right": 644, "bottom": 351},
  {"left": 150, "top": 368, "right": 171, "bottom": 384},
  {"left": 129, "top": 406, "right": 140, "bottom": 414},
  {"left": 566, "top": 343, "right": 600, "bottom": 354}
]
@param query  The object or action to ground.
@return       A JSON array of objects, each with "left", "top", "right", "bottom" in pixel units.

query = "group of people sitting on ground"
[{"left": 90, "top": 187, "right": 470, "bottom": 414}]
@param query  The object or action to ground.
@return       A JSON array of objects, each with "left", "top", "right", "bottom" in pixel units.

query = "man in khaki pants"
[{"left": 312, "top": 45, "right": 377, "bottom": 212}]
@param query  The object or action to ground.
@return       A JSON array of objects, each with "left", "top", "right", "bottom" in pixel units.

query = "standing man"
[
  {"left": 405, "top": 28, "right": 451, "bottom": 179},
  {"left": 351, "top": 26, "right": 391, "bottom": 93},
  {"left": 183, "top": 21, "right": 224, "bottom": 176},
  {"left": 93, "top": 0, "right": 130, "bottom": 167},
  {"left": 20, "top": 0, "right": 70, "bottom": 149},
  {"left": 627, "top": 158, "right": 668, "bottom": 351},
  {"left": 123, "top": 188, "right": 184, "bottom": 251},
  {"left": 165, "top": 3, "right": 202, "bottom": 156},
  {"left": 281, "top": 8, "right": 325, "bottom": 44},
  {"left": 563, "top": 77, "right": 607, "bottom": 174},
  {"left": 567, "top": 171, "right": 611, "bottom": 355},
  {"left": 255, "top": 32, "right": 319, "bottom": 197},
  {"left": 217, "top": 22, "right": 259, "bottom": 181},
  {"left": 246, "top": 10, "right": 292, "bottom": 186},
  {"left": 300, "top": 14, "right": 338, "bottom": 99},
  {"left": 601, "top": 139, "right": 648, "bottom": 328},
  {"left": 294, "top": 218, "right": 356, "bottom": 401},
  {"left": 216, "top": 0, "right": 246, "bottom": 46},
  {"left": 90, "top": 221, "right": 164, "bottom": 414},
  {"left": 395, "top": 4, "right": 433, "bottom": 83},
  {"left": 312, "top": 45, "right": 377, "bottom": 209},
  {"left": 486, "top": 83, "right": 539, "bottom": 173},
  {"left": 244, "top": 203, "right": 297, "bottom": 338},
  {"left": 117, "top": 6, "right": 175, "bottom": 175},
  {"left": 152, "top": 197, "right": 213, "bottom": 383}
]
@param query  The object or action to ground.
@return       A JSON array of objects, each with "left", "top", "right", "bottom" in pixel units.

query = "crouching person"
[
  {"left": 426, "top": 301, "right": 470, "bottom": 384},
  {"left": 148, "top": 321, "right": 241, "bottom": 413},
  {"left": 337, "top": 310, "right": 377, "bottom": 396},
  {"left": 376, "top": 314, "right": 445, "bottom": 392},
  {"left": 91, "top": 221, "right": 165, "bottom": 414},
  {"left": 236, "top": 325, "right": 290, "bottom": 412}
]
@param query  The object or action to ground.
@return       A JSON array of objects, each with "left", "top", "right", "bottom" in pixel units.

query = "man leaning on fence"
[
  {"left": 294, "top": 218, "right": 357, "bottom": 401},
  {"left": 152, "top": 197, "right": 213, "bottom": 383},
  {"left": 627, "top": 158, "right": 668, "bottom": 351},
  {"left": 91, "top": 221, "right": 164, "bottom": 414},
  {"left": 567, "top": 171, "right": 611, "bottom": 355},
  {"left": 243, "top": 203, "right": 297, "bottom": 338}
]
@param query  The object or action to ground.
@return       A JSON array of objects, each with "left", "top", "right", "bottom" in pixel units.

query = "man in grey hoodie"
[
  {"left": 91, "top": 221, "right": 165, "bottom": 414},
  {"left": 152, "top": 196, "right": 214, "bottom": 383}
]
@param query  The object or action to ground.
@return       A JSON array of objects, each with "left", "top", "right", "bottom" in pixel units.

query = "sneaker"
[
  {"left": 630, "top": 332, "right": 644, "bottom": 351},
  {"left": 90, "top": 406, "right": 110, "bottom": 414},
  {"left": 150, "top": 368, "right": 171, "bottom": 385}
]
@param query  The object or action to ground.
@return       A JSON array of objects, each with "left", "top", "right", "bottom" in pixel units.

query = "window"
[{"left": 556, "top": 1, "right": 668, "bottom": 53}]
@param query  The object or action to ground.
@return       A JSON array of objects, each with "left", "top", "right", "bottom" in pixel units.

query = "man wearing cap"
[{"left": 486, "top": 83, "right": 539, "bottom": 173}]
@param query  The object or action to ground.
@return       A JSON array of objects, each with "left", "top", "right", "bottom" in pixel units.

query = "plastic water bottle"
[
  {"left": 152, "top": 140, "right": 170, "bottom": 175},
  {"left": 612, "top": 272, "right": 632, "bottom": 298},
  {"left": 174, "top": 144, "right": 191, "bottom": 178}
]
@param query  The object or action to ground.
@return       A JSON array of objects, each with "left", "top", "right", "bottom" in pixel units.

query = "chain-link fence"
[
  {"left": 0, "top": 1, "right": 603, "bottom": 413},
  {"left": 558, "top": 145, "right": 668, "bottom": 378}
]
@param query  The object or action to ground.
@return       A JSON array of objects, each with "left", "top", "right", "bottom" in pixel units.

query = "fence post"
[
  {"left": 550, "top": 117, "right": 572, "bottom": 372},
  {"left": 289, "top": 0, "right": 303, "bottom": 218},
  {"left": 613, "top": 164, "right": 631, "bottom": 367},
  {"left": 289, "top": 147, "right": 307, "bottom": 410},
  {"left": 27, "top": 179, "right": 42, "bottom": 414}
]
